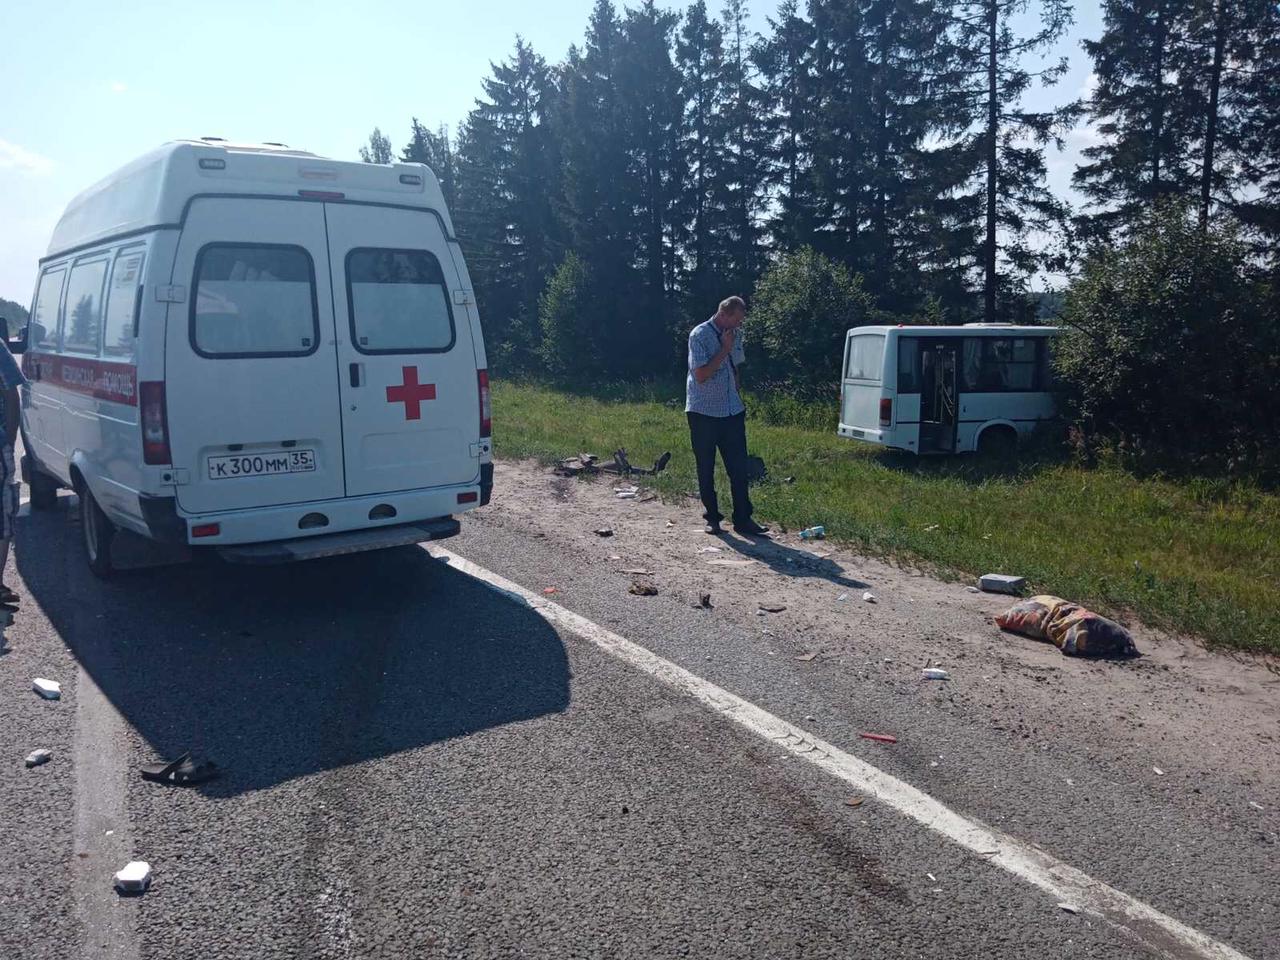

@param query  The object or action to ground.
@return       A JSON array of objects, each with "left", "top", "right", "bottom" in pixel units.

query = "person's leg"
[
  {"left": 717, "top": 412, "right": 755, "bottom": 526},
  {"left": 687, "top": 412, "right": 723, "bottom": 526}
]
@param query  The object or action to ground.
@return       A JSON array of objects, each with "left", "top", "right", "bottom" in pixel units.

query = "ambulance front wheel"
[{"left": 78, "top": 483, "right": 116, "bottom": 578}]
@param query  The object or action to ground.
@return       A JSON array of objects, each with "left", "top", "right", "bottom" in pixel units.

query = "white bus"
[
  {"left": 837, "top": 324, "right": 1060, "bottom": 455},
  {"left": 14, "top": 139, "right": 492, "bottom": 575}
]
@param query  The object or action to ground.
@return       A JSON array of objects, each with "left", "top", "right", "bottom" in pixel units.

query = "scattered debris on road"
[
  {"left": 996, "top": 596, "right": 1138, "bottom": 658},
  {"left": 862, "top": 592, "right": 877, "bottom": 604},
  {"left": 25, "top": 749, "right": 52, "bottom": 768},
  {"left": 1153, "top": 766, "right": 1165, "bottom": 776},
  {"left": 859, "top": 732, "right": 897, "bottom": 744},
  {"left": 795, "top": 651, "right": 820, "bottom": 662},
  {"left": 706, "top": 558, "right": 756, "bottom": 568},
  {"left": 757, "top": 602, "right": 786, "bottom": 613},
  {"left": 614, "top": 487, "right": 639, "bottom": 500},
  {"left": 32, "top": 678, "right": 61, "bottom": 700},
  {"left": 621, "top": 568, "right": 653, "bottom": 576},
  {"left": 557, "top": 449, "right": 672, "bottom": 478},
  {"left": 966, "top": 585, "right": 981, "bottom": 594},
  {"left": 542, "top": 587, "right": 560, "bottom": 595},
  {"left": 629, "top": 581, "right": 658, "bottom": 596},
  {"left": 594, "top": 527, "right": 614, "bottom": 537},
  {"left": 922, "top": 668, "right": 950, "bottom": 681},
  {"left": 844, "top": 796, "right": 865, "bottom": 808},
  {"left": 692, "top": 593, "right": 712, "bottom": 609},
  {"left": 140, "top": 751, "right": 220, "bottom": 786},
  {"left": 698, "top": 546, "right": 722, "bottom": 553},
  {"left": 836, "top": 592, "right": 848, "bottom": 602},
  {"left": 1249, "top": 801, "right": 1264, "bottom": 811},
  {"left": 799, "top": 525, "right": 825, "bottom": 540},
  {"left": 114, "top": 861, "right": 152, "bottom": 894},
  {"left": 1057, "top": 902, "right": 1080, "bottom": 915},
  {"left": 926, "top": 872, "right": 937, "bottom": 882},
  {"left": 979, "top": 573, "right": 1026, "bottom": 595}
]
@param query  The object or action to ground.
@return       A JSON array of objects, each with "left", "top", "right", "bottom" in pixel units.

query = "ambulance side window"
[
  {"left": 31, "top": 267, "right": 66, "bottom": 353},
  {"left": 103, "top": 246, "right": 146, "bottom": 360},
  {"left": 63, "top": 256, "right": 110, "bottom": 356},
  {"left": 345, "top": 248, "right": 455, "bottom": 354},
  {"left": 191, "top": 244, "right": 318, "bottom": 358}
]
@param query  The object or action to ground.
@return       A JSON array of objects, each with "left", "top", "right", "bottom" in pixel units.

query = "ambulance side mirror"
[{"left": 0, "top": 318, "right": 29, "bottom": 355}]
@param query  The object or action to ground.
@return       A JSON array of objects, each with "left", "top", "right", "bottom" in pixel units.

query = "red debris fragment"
[{"left": 859, "top": 732, "right": 898, "bottom": 744}]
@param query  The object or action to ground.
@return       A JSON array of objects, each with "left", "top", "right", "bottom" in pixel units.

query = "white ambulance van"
[{"left": 16, "top": 139, "right": 492, "bottom": 576}]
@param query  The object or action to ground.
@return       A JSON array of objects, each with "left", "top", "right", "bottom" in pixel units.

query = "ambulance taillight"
[
  {"left": 478, "top": 370, "right": 491, "bottom": 438},
  {"left": 140, "top": 382, "right": 171, "bottom": 465}
]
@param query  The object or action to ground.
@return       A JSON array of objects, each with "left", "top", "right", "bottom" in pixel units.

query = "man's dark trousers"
[{"left": 687, "top": 411, "right": 753, "bottom": 526}]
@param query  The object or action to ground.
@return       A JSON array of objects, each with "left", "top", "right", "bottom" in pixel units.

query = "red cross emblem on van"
[{"left": 386, "top": 366, "right": 437, "bottom": 420}]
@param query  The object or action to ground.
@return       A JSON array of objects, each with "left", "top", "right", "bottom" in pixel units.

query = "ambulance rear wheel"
[
  {"left": 78, "top": 484, "right": 116, "bottom": 578},
  {"left": 26, "top": 459, "right": 59, "bottom": 511}
]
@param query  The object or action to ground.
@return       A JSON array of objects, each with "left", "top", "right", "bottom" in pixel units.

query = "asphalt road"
[{"left": 1, "top": 492, "right": 1275, "bottom": 960}]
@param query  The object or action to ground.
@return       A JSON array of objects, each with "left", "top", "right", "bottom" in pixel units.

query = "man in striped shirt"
[{"left": 685, "top": 296, "right": 768, "bottom": 537}]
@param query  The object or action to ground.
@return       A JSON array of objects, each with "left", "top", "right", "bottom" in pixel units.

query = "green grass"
[{"left": 492, "top": 380, "right": 1280, "bottom": 656}]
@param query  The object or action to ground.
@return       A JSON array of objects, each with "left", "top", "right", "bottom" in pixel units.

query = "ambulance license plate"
[{"left": 207, "top": 449, "right": 316, "bottom": 480}]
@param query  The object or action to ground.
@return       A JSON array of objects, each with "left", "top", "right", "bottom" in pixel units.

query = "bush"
[
  {"left": 749, "top": 247, "right": 874, "bottom": 394},
  {"left": 1056, "top": 204, "right": 1280, "bottom": 478},
  {"left": 538, "top": 252, "right": 598, "bottom": 378}
]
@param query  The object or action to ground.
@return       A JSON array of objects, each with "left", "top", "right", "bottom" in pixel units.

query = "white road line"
[
  {"left": 72, "top": 667, "right": 141, "bottom": 960},
  {"left": 432, "top": 546, "right": 1254, "bottom": 960}
]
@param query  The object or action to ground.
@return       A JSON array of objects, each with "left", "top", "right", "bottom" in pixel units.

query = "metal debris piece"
[
  {"left": 594, "top": 527, "right": 614, "bottom": 537},
  {"left": 555, "top": 448, "right": 671, "bottom": 478},
  {"left": 692, "top": 593, "right": 712, "bottom": 609},
  {"left": 796, "top": 651, "right": 820, "bottom": 662},
  {"left": 862, "top": 592, "right": 877, "bottom": 604},
  {"left": 33, "top": 678, "right": 61, "bottom": 700},
  {"left": 922, "top": 668, "right": 950, "bottom": 681},
  {"left": 629, "top": 581, "right": 658, "bottom": 597},
  {"left": 621, "top": 568, "right": 654, "bottom": 576},
  {"left": 758, "top": 602, "right": 786, "bottom": 613},
  {"left": 1058, "top": 902, "right": 1079, "bottom": 915},
  {"left": 844, "top": 796, "right": 865, "bottom": 808}
]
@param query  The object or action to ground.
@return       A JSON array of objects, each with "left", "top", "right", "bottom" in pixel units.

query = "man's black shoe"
[
  {"left": 704, "top": 522, "right": 724, "bottom": 535},
  {"left": 734, "top": 520, "right": 771, "bottom": 536}
]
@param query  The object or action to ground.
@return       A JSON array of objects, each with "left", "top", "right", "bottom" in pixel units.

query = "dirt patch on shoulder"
[{"left": 476, "top": 459, "right": 1280, "bottom": 793}]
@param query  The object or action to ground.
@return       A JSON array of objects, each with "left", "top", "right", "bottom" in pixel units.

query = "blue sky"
[{"left": 0, "top": 0, "right": 1102, "bottom": 306}]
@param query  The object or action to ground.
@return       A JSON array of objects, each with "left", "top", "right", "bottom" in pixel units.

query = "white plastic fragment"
[
  {"left": 615, "top": 490, "right": 638, "bottom": 500},
  {"left": 837, "top": 592, "right": 849, "bottom": 602},
  {"left": 862, "top": 592, "right": 877, "bottom": 603},
  {"left": 698, "top": 546, "right": 722, "bottom": 554},
  {"left": 25, "top": 749, "right": 52, "bottom": 768},
  {"left": 1249, "top": 801, "right": 1264, "bottom": 811},
  {"left": 926, "top": 872, "right": 937, "bottom": 882},
  {"left": 1153, "top": 767, "right": 1165, "bottom": 776},
  {"left": 922, "top": 668, "right": 950, "bottom": 681},
  {"left": 966, "top": 586, "right": 981, "bottom": 594},
  {"left": 33, "top": 678, "right": 61, "bottom": 700},
  {"left": 114, "top": 861, "right": 152, "bottom": 893},
  {"left": 979, "top": 573, "right": 1026, "bottom": 594},
  {"left": 1058, "top": 902, "right": 1079, "bottom": 915}
]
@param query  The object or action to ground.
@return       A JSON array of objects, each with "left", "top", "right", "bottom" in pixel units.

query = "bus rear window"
[{"left": 845, "top": 334, "right": 885, "bottom": 381}]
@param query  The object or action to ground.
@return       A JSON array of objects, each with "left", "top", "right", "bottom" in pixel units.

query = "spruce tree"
[
  {"left": 1073, "top": 1, "right": 1201, "bottom": 236},
  {"left": 453, "top": 39, "right": 561, "bottom": 369},
  {"left": 358, "top": 127, "right": 394, "bottom": 164},
  {"left": 675, "top": 0, "right": 727, "bottom": 313},
  {"left": 401, "top": 119, "right": 458, "bottom": 210},
  {"left": 941, "top": 0, "right": 1077, "bottom": 322}
]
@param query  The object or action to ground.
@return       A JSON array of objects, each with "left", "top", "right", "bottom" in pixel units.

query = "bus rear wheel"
[{"left": 976, "top": 426, "right": 1017, "bottom": 458}]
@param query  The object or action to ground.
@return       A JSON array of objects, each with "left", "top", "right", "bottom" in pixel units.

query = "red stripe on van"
[{"left": 23, "top": 352, "right": 138, "bottom": 406}]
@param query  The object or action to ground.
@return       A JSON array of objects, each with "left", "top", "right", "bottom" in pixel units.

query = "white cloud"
[
  {"left": 1080, "top": 71, "right": 1099, "bottom": 99},
  {"left": 111, "top": 81, "right": 128, "bottom": 94},
  {"left": 0, "top": 139, "right": 53, "bottom": 176}
]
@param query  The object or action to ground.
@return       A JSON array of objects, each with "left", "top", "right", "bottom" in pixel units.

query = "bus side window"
[{"left": 897, "top": 339, "right": 920, "bottom": 392}]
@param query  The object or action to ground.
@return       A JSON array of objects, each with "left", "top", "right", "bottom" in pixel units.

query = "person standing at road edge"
[
  {"left": 0, "top": 334, "right": 28, "bottom": 605},
  {"left": 685, "top": 296, "right": 769, "bottom": 537}
]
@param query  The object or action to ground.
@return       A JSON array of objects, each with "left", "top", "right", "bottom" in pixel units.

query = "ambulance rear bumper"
[{"left": 215, "top": 517, "right": 460, "bottom": 565}]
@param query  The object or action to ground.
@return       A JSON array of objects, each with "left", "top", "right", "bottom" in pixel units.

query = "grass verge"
[{"left": 492, "top": 380, "right": 1280, "bottom": 656}]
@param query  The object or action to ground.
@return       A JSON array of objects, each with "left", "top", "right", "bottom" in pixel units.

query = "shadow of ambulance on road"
[{"left": 15, "top": 500, "right": 571, "bottom": 797}]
